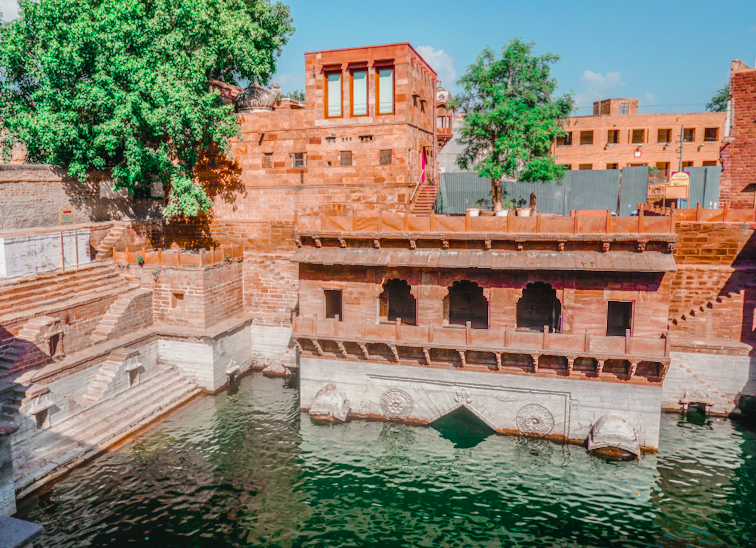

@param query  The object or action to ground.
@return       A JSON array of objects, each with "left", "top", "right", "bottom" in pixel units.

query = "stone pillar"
[{"left": 0, "top": 420, "right": 19, "bottom": 517}]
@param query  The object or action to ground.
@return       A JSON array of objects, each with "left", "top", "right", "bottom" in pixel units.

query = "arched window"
[
  {"left": 516, "top": 282, "right": 561, "bottom": 332},
  {"left": 446, "top": 280, "right": 488, "bottom": 329},
  {"left": 379, "top": 279, "right": 417, "bottom": 325}
]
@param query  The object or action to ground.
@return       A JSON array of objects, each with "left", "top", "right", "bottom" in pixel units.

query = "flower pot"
[
  {"left": 515, "top": 208, "right": 531, "bottom": 217},
  {"left": 467, "top": 208, "right": 480, "bottom": 217},
  {"left": 495, "top": 209, "right": 509, "bottom": 217}
]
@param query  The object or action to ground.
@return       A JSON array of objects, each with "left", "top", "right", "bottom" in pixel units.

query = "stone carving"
[
  {"left": 455, "top": 387, "right": 472, "bottom": 404},
  {"left": 516, "top": 404, "right": 554, "bottom": 436},
  {"left": 235, "top": 80, "right": 282, "bottom": 113},
  {"left": 587, "top": 413, "right": 640, "bottom": 458},
  {"left": 379, "top": 389, "right": 414, "bottom": 420},
  {"left": 309, "top": 383, "right": 351, "bottom": 423}
]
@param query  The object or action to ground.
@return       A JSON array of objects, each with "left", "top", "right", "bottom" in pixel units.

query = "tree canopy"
[
  {"left": 453, "top": 39, "right": 574, "bottom": 210},
  {"left": 0, "top": 0, "right": 294, "bottom": 218},
  {"left": 706, "top": 84, "right": 729, "bottom": 113}
]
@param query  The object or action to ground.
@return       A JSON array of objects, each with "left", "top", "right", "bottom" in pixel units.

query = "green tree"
[
  {"left": 288, "top": 89, "right": 305, "bottom": 102},
  {"left": 706, "top": 83, "right": 729, "bottom": 112},
  {"left": 453, "top": 39, "right": 574, "bottom": 211},
  {"left": 0, "top": 0, "right": 294, "bottom": 218}
]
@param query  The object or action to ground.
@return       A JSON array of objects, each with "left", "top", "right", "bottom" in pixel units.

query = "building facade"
[
  {"left": 721, "top": 59, "right": 756, "bottom": 208},
  {"left": 553, "top": 98, "right": 726, "bottom": 176},
  {"left": 292, "top": 211, "right": 677, "bottom": 452}
]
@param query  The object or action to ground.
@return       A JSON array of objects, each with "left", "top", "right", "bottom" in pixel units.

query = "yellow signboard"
[{"left": 670, "top": 172, "right": 690, "bottom": 186}]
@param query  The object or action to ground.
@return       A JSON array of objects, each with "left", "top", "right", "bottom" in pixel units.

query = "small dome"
[
  {"left": 588, "top": 413, "right": 640, "bottom": 458},
  {"left": 235, "top": 80, "right": 282, "bottom": 113},
  {"left": 436, "top": 85, "right": 452, "bottom": 106}
]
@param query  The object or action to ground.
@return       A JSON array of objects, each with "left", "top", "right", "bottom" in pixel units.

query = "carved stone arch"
[
  {"left": 444, "top": 280, "right": 489, "bottom": 329},
  {"left": 427, "top": 402, "right": 499, "bottom": 433},
  {"left": 378, "top": 278, "right": 417, "bottom": 325}
]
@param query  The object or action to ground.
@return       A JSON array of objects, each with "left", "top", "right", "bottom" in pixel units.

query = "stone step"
[
  {"left": 13, "top": 369, "right": 185, "bottom": 458},
  {"left": 14, "top": 378, "right": 200, "bottom": 494},
  {"left": 0, "top": 263, "right": 117, "bottom": 298},
  {"left": 0, "top": 272, "right": 128, "bottom": 312}
]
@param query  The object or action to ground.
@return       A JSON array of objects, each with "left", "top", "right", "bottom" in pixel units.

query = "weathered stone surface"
[
  {"left": 588, "top": 413, "right": 640, "bottom": 458},
  {"left": 309, "top": 383, "right": 351, "bottom": 423},
  {"left": 0, "top": 516, "right": 44, "bottom": 547}
]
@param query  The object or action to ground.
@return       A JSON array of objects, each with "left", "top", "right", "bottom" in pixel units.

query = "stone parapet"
[{"left": 293, "top": 316, "right": 669, "bottom": 385}]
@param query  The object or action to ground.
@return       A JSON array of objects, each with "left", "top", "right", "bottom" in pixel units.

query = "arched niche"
[
  {"left": 516, "top": 282, "right": 562, "bottom": 332},
  {"left": 443, "top": 280, "right": 489, "bottom": 329},
  {"left": 378, "top": 279, "right": 417, "bottom": 325}
]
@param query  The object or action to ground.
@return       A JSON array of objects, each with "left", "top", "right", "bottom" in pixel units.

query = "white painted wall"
[
  {"left": 0, "top": 229, "right": 91, "bottom": 278},
  {"left": 662, "top": 352, "right": 756, "bottom": 414},
  {"left": 301, "top": 357, "right": 663, "bottom": 450}
]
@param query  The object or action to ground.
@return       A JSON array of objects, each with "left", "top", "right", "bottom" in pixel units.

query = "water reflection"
[{"left": 14, "top": 374, "right": 756, "bottom": 548}]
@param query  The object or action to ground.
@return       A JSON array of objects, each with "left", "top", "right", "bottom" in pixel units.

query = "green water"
[{"left": 15, "top": 373, "right": 756, "bottom": 547}]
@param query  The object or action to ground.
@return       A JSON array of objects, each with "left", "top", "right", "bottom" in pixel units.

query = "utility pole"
[{"left": 678, "top": 125, "right": 684, "bottom": 172}]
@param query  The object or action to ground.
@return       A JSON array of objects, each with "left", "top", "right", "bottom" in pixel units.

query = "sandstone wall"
[
  {"left": 301, "top": 357, "right": 664, "bottom": 450},
  {"left": 0, "top": 165, "right": 162, "bottom": 231},
  {"left": 721, "top": 64, "right": 756, "bottom": 208}
]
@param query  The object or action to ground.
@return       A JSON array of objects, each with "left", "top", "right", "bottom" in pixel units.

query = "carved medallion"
[
  {"left": 516, "top": 404, "right": 554, "bottom": 436},
  {"left": 379, "top": 389, "right": 414, "bottom": 420},
  {"left": 455, "top": 387, "right": 472, "bottom": 404}
]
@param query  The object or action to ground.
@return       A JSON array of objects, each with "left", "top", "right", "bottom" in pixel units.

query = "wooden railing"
[
  {"left": 296, "top": 210, "right": 674, "bottom": 235},
  {"left": 114, "top": 244, "right": 243, "bottom": 267},
  {"left": 293, "top": 316, "right": 669, "bottom": 361}
]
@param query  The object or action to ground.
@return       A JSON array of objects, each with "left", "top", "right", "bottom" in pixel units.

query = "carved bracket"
[
  {"left": 336, "top": 341, "right": 348, "bottom": 358},
  {"left": 310, "top": 339, "right": 324, "bottom": 356},
  {"left": 457, "top": 350, "right": 466, "bottom": 368},
  {"left": 358, "top": 343, "right": 370, "bottom": 360},
  {"left": 423, "top": 347, "right": 432, "bottom": 366},
  {"left": 388, "top": 344, "right": 400, "bottom": 362}
]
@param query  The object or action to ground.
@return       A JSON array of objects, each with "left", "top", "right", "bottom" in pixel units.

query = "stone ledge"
[
  {"left": 670, "top": 336, "right": 754, "bottom": 356},
  {"left": 0, "top": 516, "right": 44, "bottom": 548}
]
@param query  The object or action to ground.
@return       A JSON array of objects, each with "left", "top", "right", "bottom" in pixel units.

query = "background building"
[{"left": 553, "top": 98, "right": 726, "bottom": 176}]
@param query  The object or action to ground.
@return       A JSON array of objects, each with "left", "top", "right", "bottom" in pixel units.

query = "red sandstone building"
[
  {"left": 553, "top": 98, "right": 726, "bottom": 176},
  {"left": 721, "top": 59, "right": 756, "bottom": 208}
]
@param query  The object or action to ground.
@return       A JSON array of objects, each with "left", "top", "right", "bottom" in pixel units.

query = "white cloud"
[
  {"left": 0, "top": 0, "right": 19, "bottom": 20},
  {"left": 575, "top": 70, "right": 624, "bottom": 110},
  {"left": 416, "top": 46, "right": 456, "bottom": 91},
  {"left": 642, "top": 92, "right": 657, "bottom": 105}
]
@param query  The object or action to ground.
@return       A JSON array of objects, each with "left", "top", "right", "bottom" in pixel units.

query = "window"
[
  {"left": 377, "top": 67, "right": 394, "bottom": 114},
  {"left": 607, "top": 163, "right": 618, "bottom": 169},
  {"left": 380, "top": 149, "right": 392, "bottom": 165},
  {"left": 656, "top": 162, "right": 670, "bottom": 175},
  {"left": 437, "top": 116, "right": 449, "bottom": 128},
  {"left": 682, "top": 161, "right": 694, "bottom": 168},
  {"left": 579, "top": 131, "right": 593, "bottom": 145},
  {"left": 620, "top": 102, "right": 629, "bottom": 115},
  {"left": 632, "top": 129, "right": 645, "bottom": 144},
  {"left": 171, "top": 292, "right": 185, "bottom": 310},
  {"left": 562, "top": 164, "right": 572, "bottom": 170},
  {"left": 263, "top": 153, "right": 272, "bottom": 168},
  {"left": 340, "top": 151, "right": 352, "bottom": 166},
  {"left": 446, "top": 280, "right": 488, "bottom": 329},
  {"left": 351, "top": 70, "right": 368, "bottom": 116},
  {"left": 704, "top": 127, "right": 719, "bottom": 142},
  {"left": 326, "top": 72, "right": 342, "bottom": 118},
  {"left": 556, "top": 132, "right": 572, "bottom": 146},
  {"left": 657, "top": 129, "right": 671, "bottom": 144},
  {"left": 517, "top": 282, "right": 561, "bottom": 333},
  {"left": 324, "top": 290, "right": 342, "bottom": 320},
  {"left": 379, "top": 279, "right": 417, "bottom": 325},
  {"left": 578, "top": 164, "right": 593, "bottom": 170},
  {"left": 607, "top": 130, "right": 619, "bottom": 144},
  {"left": 607, "top": 301, "right": 633, "bottom": 337},
  {"left": 293, "top": 152, "right": 306, "bottom": 168},
  {"left": 683, "top": 128, "right": 695, "bottom": 143},
  {"left": 703, "top": 160, "right": 717, "bottom": 167}
]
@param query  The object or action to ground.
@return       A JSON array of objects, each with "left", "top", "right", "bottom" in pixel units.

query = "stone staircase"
[
  {"left": 94, "top": 222, "right": 129, "bottom": 260},
  {"left": 411, "top": 185, "right": 439, "bottom": 217},
  {"left": 90, "top": 288, "right": 152, "bottom": 345},
  {"left": 80, "top": 355, "right": 123, "bottom": 405},
  {"left": 675, "top": 361, "right": 733, "bottom": 412},
  {"left": 11, "top": 366, "right": 201, "bottom": 497},
  {"left": 0, "top": 263, "right": 130, "bottom": 324}
]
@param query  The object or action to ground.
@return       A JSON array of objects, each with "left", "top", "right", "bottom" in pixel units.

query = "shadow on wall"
[{"left": 158, "top": 148, "right": 246, "bottom": 250}]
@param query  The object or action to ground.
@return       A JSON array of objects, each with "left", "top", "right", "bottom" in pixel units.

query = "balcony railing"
[
  {"left": 638, "top": 203, "right": 756, "bottom": 222},
  {"left": 113, "top": 244, "right": 243, "bottom": 267},
  {"left": 293, "top": 316, "right": 670, "bottom": 383},
  {"left": 295, "top": 210, "right": 674, "bottom": 235}
]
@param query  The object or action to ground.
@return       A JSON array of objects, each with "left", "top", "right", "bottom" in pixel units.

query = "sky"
[{"left": 2, "top": 0, "right": 754, "bottom": 114}]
